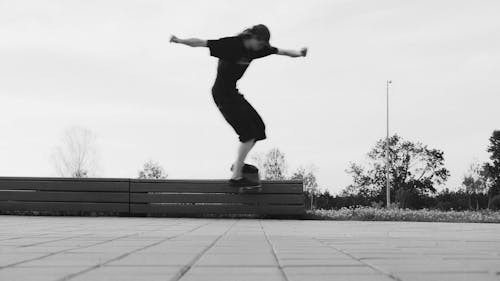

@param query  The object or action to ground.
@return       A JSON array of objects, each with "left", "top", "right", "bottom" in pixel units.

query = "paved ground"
[{"left": 1, "top": 216, "right": 500, "bottom": 281}]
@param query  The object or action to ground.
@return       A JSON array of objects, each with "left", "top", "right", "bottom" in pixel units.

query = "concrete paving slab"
[
  {"left": 181, "top": 266, "right": 284, "bottom": 281},
  {"left": 107, "top": 253, "right": 199, "bottom": 266},
  {"left": 0, "top": 266, "right": 88, "bottom": 281},
  {"left": 196, "top": 253, "right": 278, "bottom": 267},
  {"left": 70, "top": 266, "right": 183, "bottom": 281},
  {"left": 1, "top": 216, "right": 500, "bottom": 281},
  {"left": 396, "top": 272, "right": 500, "bottom": 281}
]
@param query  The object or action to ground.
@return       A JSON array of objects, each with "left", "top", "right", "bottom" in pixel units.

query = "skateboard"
[{"left": 230, "top": 163, "right": 262, "bottom": 193}]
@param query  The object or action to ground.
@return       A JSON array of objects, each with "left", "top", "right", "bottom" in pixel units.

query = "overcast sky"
[{"left": 1, "top": 0, "right": 499, "bottom": 194}]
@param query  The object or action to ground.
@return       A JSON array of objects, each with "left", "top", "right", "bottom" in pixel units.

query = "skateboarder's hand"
[
  {"left": 300, "top": 47, "right": 308, "bottom": 57},
  {"left": 170, "top": 35, "right": 179, "bottom": 43}
]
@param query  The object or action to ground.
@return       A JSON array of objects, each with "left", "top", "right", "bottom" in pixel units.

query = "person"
[{"left": 170, "top": 24, "right": 307, "bottom": 187}]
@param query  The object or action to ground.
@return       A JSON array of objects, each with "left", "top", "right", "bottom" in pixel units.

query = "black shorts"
[{"left": 212, "top": 89, "right": 267, "bottom": 143}]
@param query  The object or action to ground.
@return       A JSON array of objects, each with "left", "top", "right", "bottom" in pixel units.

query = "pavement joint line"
[
  {"left": 0, "top": 219, "right": 187, "bottom": 270},
  {"left": 0, "top": 234, "right": 49, "bottom": 242},
  {"left": 280, "top": 264, "right": 372, "bottom": 268},
  {"left": 190, "top": 264, "right": 371, "bottom": 268},
  {"left": 17, "top": 234, "right": 89, "bottom": 248},
  {"left": 53, "top": 219, "right": 216, "bottom": 281},
  {"left": 0, "top": 226, "right": 72, "bottom": 241},
  {"left": 14, "top": 264, "right": 182, "bottom": 268},
  {"left": 313, "top": 237, "right": 404, "bottom": 281},
  {"left": 259, "top": 220, "right": 290, "bottom": 281},
  {"left": 401, "top": 270, "right": 500, "bottom": 278},
  {"left": 0, "top": 232, "right": 148, "bottom": 270},
  {"left": 0, "top": 233, "right": 138, "bottom": 270},
  {"left": 0, "top": 227, "right": 81, "bottom": 240},
  {"left": 172, "top": 219, "right": 240, "bottom": 281},
  {"left": 394, "top": 270, "right": 490, "bottom": 274},
  {"left": 187, "top": 264, "right": 288, "bottom": 268}
]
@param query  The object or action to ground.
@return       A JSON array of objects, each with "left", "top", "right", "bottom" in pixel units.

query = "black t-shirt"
[{"left": 207, "top": 36, "right": 278, "bottom": 92}]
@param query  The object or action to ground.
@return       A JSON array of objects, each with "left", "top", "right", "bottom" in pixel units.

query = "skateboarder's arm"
[
  {"left": 170, "top": 35, "right": 207, "bottom": 47},
  {"left": 276, "top": 47, "right": 308, "bottom": 57}
]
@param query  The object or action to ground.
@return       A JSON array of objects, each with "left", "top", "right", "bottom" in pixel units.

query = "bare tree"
[
  {"left": 138, "top": 160, "right": 168, "bottom": 179},
  {"left": 51, "top": 126, "right": 100, "bottom": 178},
  {"left": 249, "top": 151, "right": 265, "bottom": 172},
  {"left": 290, "top": 164, "right": 318, "bottom": 209},
  {"left": 462, "top": 160, "right": 488, "bottom": 210},
  {"left": 291, "top": 164, "right": 318, "bottom": 190},
  {"left": 262, "top": 148, "right": 288, "bottom": 180},
  {"left": 249, "top": 148, "right": 288, "bottom": 180}
]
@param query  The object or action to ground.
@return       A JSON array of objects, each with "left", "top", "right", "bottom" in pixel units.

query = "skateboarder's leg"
[{"left": 231, "top": 138, "right": 256, "bottom": 179}]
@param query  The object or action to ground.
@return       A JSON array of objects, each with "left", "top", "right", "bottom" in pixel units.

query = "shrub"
[
  {"left": 490, "top": 195, "right": 500, "bottom": 211},
  {"left": 308, "top": 206, "right": 500, "bottom": 223}
]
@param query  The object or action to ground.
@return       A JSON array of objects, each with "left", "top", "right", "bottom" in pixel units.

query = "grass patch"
[
  {"left": 305, "top": 206, "right": 500, "bottom": 223},
  {"left": 6, "top": 207, "right": 500, "bottom": 223}
]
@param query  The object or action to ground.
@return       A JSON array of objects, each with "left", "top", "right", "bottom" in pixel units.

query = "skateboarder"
[{"left": 170, "top": 24, "right": 307, "bottom": 187}]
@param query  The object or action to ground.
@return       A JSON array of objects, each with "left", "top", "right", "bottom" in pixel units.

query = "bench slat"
[
  {"left": 0, "top": 176, "right": 129, "bottom": 182},
  {"left": 0, "top": 180, "right": 129, "bottom": 192},
  {"left": 130, "top": 204, "right": 305, "bottom": 215},
  {"left": 131, "top": 179, "right": 303, "bottom": 184},
  {"left": 131, "top": 193, "right": 303, "bottom": 205},
  {"left": 131, "top": 182, "right": 302, "bottom": 194},
  {"left": 0, "top": 191, "right": 128, "bottom": 203},
  {"left": 0, "top": 202, "right": 129, "bottom": 213}
]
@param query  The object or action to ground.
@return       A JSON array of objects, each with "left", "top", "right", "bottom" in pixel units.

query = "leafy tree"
[
  {"left": 138, "top": 160, "right": 168, "bottom": 179},
  {"left": 310, "top": 186, "right": 490, "bottom": 211},
  {"left": 434, "top": 188, "right": 470, "bottom": 211},
  {"left": 315, "top": 189, "right": 335, "bottom": 209},
  {"left": 342, "top": 163, "right": 380, "bottom": 200},
  {"left": 346, "top": 134, "right": 449, "bottom": 208},
  {"left": 484, "top": 130, "right": 500, "bottom": 208}
]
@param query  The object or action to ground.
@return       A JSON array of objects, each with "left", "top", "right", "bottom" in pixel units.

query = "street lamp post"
[{"left": 386, "top": 80, "right": 392, "bottom": 208}]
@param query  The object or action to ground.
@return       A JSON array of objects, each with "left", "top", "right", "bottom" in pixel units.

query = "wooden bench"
[
  {"left": 0, "top": 177, "right": 130, "bottom": 215},
  {"left": 0, "top": 177, "right": 305, "bottom": 217}
]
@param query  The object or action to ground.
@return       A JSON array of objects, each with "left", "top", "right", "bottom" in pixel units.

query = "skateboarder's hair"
[{"left": 238, "top": 24, "right": 271, "bottom": 44}]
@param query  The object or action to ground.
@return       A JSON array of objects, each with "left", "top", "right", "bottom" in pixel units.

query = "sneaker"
[
  {"left": 228, "top": 177, "right": 261, "bottom": 188},
  {"left": 230, "top": 163, "right": 259, "bottom": 173}
]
